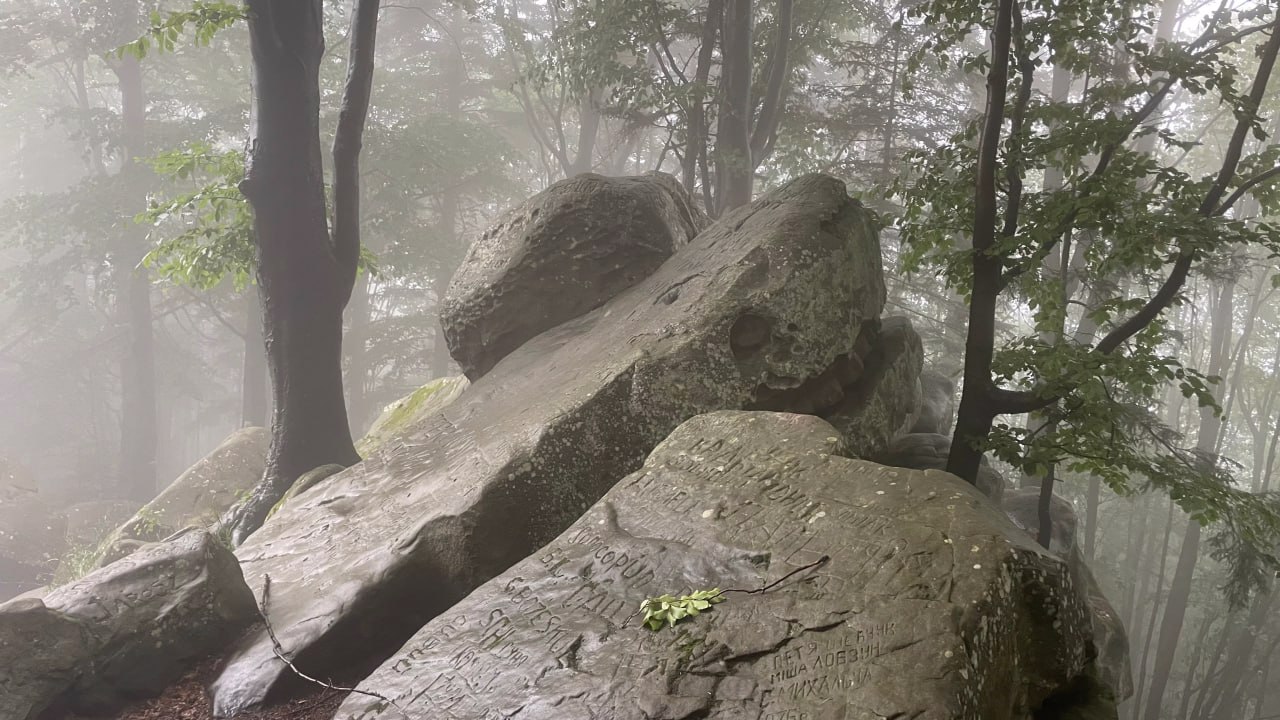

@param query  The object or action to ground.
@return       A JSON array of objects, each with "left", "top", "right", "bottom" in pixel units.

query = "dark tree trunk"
[
  {"left": 714, "top": 0, "right": 754, "bottom": 214},
  {"left": 228, "top": 0, "right": 380, "bottom": 543},
  {"left": 946, "top": 0, "right": 1015, "bottom": 484},
  {"left": 115, "top": 23, "right": 158, "bottom": 502},
  {"left": 241, "top": 290, "right": 268, "bottom": 428},
  {"left": 682, "top": 0, "right": 721, "bottom": 207},
  {"left": 345, "top": 272, "right": 373, "bottom": 436}
]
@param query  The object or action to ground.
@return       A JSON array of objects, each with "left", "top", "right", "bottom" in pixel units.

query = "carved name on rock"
[
  {"left": 442, "top": 172, "right": 710, "bottom": 379},
  {"left": 338, "top": 412, "right": 1099, "bottom": 720},
  {"left": 0, "top": 531, "right": 256, "bottom": 718},
  {"left": 96, "top": 427, "right": 269, "bottom": 568},
  {"left": 212, "top": 174, "right": 886, "bottom": 715}
]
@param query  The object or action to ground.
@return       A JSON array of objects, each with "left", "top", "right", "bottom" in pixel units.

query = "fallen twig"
[{"left": 258, "top": 574, "right": 410, "bottom": 718}]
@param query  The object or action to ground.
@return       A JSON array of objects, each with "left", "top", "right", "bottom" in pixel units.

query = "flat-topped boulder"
[
  {"left": 337, "top": 412, "right": 1102, "bottom": 720},
  {"left": 95, "top": 427, "right": 269, "bottom": 568},
  {"left": 0, "top": 530, "right": 256, "bottom": 718},
  {"left": 212, "top": 174, "right": 887, "bottom": 715},
  {"left": 442, "top": 172, "right": 710, "bottom": 379}
]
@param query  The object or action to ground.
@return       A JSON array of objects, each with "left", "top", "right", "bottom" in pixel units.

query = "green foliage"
[
  {"left": 116, "top": 1, "right": 245, "bottom": 60},
  {"left": 887, "top": 0, "right": 1280, "bottom": 603},
  {"left": 639, "top": 588, "right": 724, "bottom": 631},
  {"left": 139, "top": 144, "right": 256, "bottom": 290}
]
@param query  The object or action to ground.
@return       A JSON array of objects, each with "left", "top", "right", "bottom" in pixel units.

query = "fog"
[{"left": 1, "top": 0, "right": 1279, "bottom": 718}]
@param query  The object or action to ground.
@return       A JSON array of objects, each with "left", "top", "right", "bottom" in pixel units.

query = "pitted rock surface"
[
  {"left": 442, "top": 172, "right": 710, "bottom": 379},
  {"left": 212, "top": 174, "right": 886, "bottom": 715},
  {"left": 95, "top": 427, "right": 269, "bottom": 568},
  {"left": 337, "top": 412, "right": 1098, "bottom": 720},
  {"left": 0, "top": 530, "right": 255, "bottom": 718}
]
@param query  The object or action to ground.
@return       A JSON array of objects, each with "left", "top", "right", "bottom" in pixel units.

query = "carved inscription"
[{"left": 764, "top": 622, "right": 897, "bottom": 707}]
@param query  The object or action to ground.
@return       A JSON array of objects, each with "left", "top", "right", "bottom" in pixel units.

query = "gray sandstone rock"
[
  {"left": 912, "top": 369, "right": 956, "bottom": 435},
  {"left": 1002, "top": 488, "right": 1133, "bottom": 708},
  {"left": 874, "top": 432, "right": 1007, "bottom": 503},
  {"left": 0, "top": 598, "right": 91, "bottom": 720},
  {"left": 211, "top": 174, "right": 886, "bottom": 715},
  {"left": 442, "top": 172, "right": 710, "bottom": 379},
  {"left": 0, "top": 530, "right": 256, "bottom": 718},
  {"left": 822, "top": 316, "right": 923, "bottom": 458},
  {"left": 95, "top": 427, "right": 269, "bottom": 568},
  {"left": 336, "top": 412, "right": 1100, "bottom": 720}
]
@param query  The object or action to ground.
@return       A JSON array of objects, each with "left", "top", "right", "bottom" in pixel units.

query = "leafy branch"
[
  {"left": 116, "top": 1, "right": 246, "bottom": 60},
  {"left": 633, "top": 555, "right": 830, "bottom": 631}
]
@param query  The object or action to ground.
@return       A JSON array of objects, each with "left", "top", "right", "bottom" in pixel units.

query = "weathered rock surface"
[
  {"left": 0, "top": 598, "right": 91, "bottom": 720},
  {"left": 212, "top": 174, "right": 886, "bottom": 715},
  {"left": 267, "top": 464, "right": 347, "bottom": 520},
  {"left": 1003, "top": 488, "right": 1132, "bottom": 708},
  {"left": 338, "top": 412, "right": 1101, "bottom": 720},
  {"left": 95, "top": 427, "right": 269, "bottom": 568},
  {"left": 874, "top": 432, "right": 1007, "bottom": 503},
  {"left": 822, "top": 316, "right": 923, "bottom": 459},
  {"left": 441, "top": 172, "right": 710, "bottom": 379},
  {"left": 912, "top": 369, "right": 955, "bottom": 435},
  {"left": 355, "top": 376, "right": 470, "bottom": 456},
  {"left": 0, "top": 530, "right": 256, "bottom": 718}
]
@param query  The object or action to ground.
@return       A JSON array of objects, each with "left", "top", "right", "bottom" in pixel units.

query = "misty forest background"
[{"left": 2, "top": 0, "right": 1280, "bottom": 718}]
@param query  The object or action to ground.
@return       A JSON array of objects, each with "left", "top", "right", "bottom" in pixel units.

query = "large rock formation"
[
  {"left": 337, "top": 412, "right": 1103, "bottom": 720},
  {"left": 212, "top": 174, "right": 887, "bottom": 715},
  {"left": 1003, "top": 488, "right": 1133, "bottom": 709},
  {"left": 0, "top": 530, "right": 256, "bottom": 719},
  {"left": 911, "top": 369, "right": 955, "bottom": 435},
  {"left": 94, "top": 427, "right": 269, "bottom": 568},
  {"left": 441, "top": 172, "right": 710, "bottom": 379}
]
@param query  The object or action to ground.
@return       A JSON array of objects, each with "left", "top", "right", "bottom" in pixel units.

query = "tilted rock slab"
[
  {"left": 211, "top": 174, "right": 885, "bottom": 715},
  {"left": 442, "top": 172, "right": 710, "bottom": 379},
  {"left": 337, "top": 412, "right": 1099, "bottom": 720},
  {"left": 0, "top": 530, "right": 256, "bottom": 719},
  {"left": 95, "top": 427, "right": 269, "bottom": 568}
]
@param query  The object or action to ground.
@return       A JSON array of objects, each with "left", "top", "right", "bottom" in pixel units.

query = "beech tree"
[
  {"left": 894, "top": 0, "right": 1280, "bottom": 599},
  {"left": 221, "top": 0, "right": 382, "bottom": 541}
]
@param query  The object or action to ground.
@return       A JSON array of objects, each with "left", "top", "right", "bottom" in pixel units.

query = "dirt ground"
[{"left": 44, "top": 655, "right": 349, "bottom": 720}]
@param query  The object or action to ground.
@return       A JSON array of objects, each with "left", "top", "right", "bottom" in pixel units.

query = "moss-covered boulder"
[
  {"left": 355, "top": 376, "right": 470, "bottom": 456},
  {"left": 94, "top": 427, "right": 268, "bottom": 568}
]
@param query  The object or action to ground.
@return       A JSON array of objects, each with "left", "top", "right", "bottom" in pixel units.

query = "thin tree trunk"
[
  {"left": 115, "top": 16, "right": 158, "bottom": 502},
  {"left": 714, "top": 0, "right": 754, "bottom": 214},
  {"left": 682, "top": 0, "right": 721, "bottom": 207},
  {"left": 345, "top": 271, "right": 373, "bottom": 437}
]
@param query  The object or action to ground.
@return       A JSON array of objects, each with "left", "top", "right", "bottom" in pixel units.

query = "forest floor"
[{"left": 44, "top": 654, "right": 349, "bottom": 720}]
